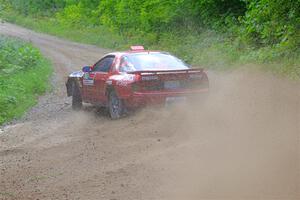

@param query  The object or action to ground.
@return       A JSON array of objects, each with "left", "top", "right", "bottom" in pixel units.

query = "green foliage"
[
  {"left": 0, "top": 37, "right": 42, "bottom": 74},
  {"left": 97, "top": 0, "right": 186, "bottom": 33},
  {"left": 55, "top": 0, "right": 246, "bottom": 32},
  {"left": 1, "top": 0, "right": 299, "bottom": 79},
  {"left": 192, "top": 0, "right": 246, "bottom": 27},
  {"left": 0, "top": 36, "right": 52, "bottom": 125},
  {"left": 241, "top": 0, "right": 300, "bottom": 50},
  {"left": 7, "top": 0, "right": 65, "bottom": 16},
  {"left": 0, "top": 0, "right": 10, "bottom": 17},
  {"left": 56, "top": 0, "right": 100, "bottom": 26}
]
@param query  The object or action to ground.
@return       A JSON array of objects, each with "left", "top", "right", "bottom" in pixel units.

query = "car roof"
[{"left": 105, "top": 50, "right": 169, "bottom": 58}]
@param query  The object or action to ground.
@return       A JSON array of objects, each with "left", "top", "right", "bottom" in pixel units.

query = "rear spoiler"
[{"left": 127, "top": 68, "right": 204, "bottom": 75}]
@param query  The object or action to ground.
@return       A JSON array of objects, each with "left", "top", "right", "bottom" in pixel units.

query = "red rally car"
[{"left": 66, "top": 46, "right": 209, "bottom": 119}]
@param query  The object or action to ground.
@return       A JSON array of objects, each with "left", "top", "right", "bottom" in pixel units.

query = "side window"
[
  {"left": 93, "top": 56, "right": 115, "bottom": 72},
  {"left": 119, "top": 56, "right": 135, "bottom": 72}
]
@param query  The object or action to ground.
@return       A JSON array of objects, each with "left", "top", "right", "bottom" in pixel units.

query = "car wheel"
[
  {"left": 108, "top": 90, "right": 124, "bottom": 119},
  {"left": 72, "top": 81, "right": 82, "bottom": 110}
]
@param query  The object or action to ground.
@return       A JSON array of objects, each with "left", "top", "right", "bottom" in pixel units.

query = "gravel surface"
[{"left": 0, "top": 23, "right": 299, "bottom": 200}]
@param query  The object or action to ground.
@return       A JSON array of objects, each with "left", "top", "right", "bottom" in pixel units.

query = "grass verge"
[{"left": 0, "top": 36, "right": 52, "bottom": 125}]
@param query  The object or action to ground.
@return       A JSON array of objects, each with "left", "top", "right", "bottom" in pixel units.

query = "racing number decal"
[{"left": 83, "top": 73, "right": 94, "bottom": 86}]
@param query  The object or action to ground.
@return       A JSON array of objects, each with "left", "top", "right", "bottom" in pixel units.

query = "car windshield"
[{"left": 120, "top": 53, "right": 189, "bottom": 72}]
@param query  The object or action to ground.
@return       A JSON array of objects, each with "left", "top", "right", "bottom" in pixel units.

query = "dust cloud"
[{"left": 130, "top": 69, "right": 300, "bottom": 199}]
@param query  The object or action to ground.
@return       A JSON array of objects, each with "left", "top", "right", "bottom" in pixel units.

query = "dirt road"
[{"left": 0, "top": 23, "right": 299, "bottom": 200}]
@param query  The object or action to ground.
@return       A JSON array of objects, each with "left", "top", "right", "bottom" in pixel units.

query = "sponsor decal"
[
  {"left": 110, "top": 74, "right": 135, "bottom": 81},
  {"left": 83, "top": 73, "right": 94, "bottom": 86},
  {"left": 110, "top": 74, "right": 135, "bottom": 87}
]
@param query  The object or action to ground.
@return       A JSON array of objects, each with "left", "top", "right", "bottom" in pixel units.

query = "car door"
[
  {"left": 89, "top": 55, "right": 115, "bottom": 103},
  {"left": 82, "top": 67, "right": 95, "bottom": 102}
]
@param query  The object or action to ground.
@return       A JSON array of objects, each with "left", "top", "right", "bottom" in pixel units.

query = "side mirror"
[{"left": 82, "top": 66, "right": 91, "bottom": 72}]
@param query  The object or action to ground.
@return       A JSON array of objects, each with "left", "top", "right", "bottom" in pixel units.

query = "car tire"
[
  {"left": 72, "top": 81, "right": 82, "bottom": 110},
  {"left": 108, "top": 90, "right": 124, "bottom": 120}
]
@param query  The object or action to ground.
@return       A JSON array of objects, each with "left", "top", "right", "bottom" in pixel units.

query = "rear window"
[{"left": 119, "top": 53, "right": 189, "bottom": 72}]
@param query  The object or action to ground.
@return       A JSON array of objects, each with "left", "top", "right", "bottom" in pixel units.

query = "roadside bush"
[
  {"left": 7, "top": 0, "right": 65, "bottom": 16},
  {"left": 241, "top": 0, "right": 300, "bottom": 52},
  {"left": 0, "top": 37, "right": 42, "bottom": 74},
  {"left": 0, "top": 36, "right": 52, "bottom": 125}
]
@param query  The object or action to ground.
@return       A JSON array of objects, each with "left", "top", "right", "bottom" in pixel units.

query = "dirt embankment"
[{"left": 0, "top": 23, "right": 299, "bottom": 200}]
